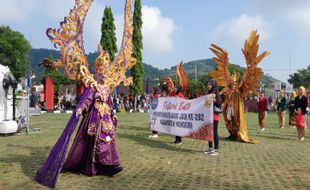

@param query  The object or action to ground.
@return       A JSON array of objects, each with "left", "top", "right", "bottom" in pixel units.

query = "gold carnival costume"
[{"left": 209, "top": 30, "right": 270, "bottom": 143}]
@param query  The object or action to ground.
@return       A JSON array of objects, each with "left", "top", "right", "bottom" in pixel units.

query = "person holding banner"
[
  {"left": 175, "top": 85, "right": 186, "bottom": 144},
  {"left": 166, "top": 77, "right": 183, "bottom": 145},
  {"left": 204, "top": 80, "right": 221, "bottom": 156},
  {"left": 149, "top": 87, "right": 160, "bottom": 138}
]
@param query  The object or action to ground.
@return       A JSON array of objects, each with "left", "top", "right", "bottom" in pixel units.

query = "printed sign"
[{"left": 149, "top": 95, "right": 214, "bottom": 141}]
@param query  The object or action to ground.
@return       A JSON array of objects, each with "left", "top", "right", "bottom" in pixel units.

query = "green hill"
[{"left": 28, "top": 48, "right": 279, "bottom": 87}]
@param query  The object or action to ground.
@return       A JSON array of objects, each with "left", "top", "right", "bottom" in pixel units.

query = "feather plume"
[{"left": 176, "top": 62, "right": 189, "bottom": 92}]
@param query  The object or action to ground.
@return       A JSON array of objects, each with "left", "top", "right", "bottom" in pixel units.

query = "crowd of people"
[
  {"left": 148, "top": 80, "right": 310, "bottom": 158},
  {"left": 30, "top": 82, "right": 310, "bottom": 146},
  {"left": 254, "top": 86, "right": 309, "bottom": 141}
]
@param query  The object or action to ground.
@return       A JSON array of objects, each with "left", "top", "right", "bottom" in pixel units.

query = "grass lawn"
[{"left": 0, "top": 112, "right": 310, "bottom": 190}]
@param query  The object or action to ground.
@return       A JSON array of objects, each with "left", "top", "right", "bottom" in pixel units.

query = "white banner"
[{"left": 149, "top": 95, "right": 214, "bottom": 140}]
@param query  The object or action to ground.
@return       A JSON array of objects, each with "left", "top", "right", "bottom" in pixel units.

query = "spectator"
[
  {"left": 119, "top": 100, "right": 125, "bottom": 113},
  {"left": 276, "top": 90, "right": 286, "bottom": 129},
  {"left": 124, "top": 95, "right": 131, "bottom": 112},
  {"left": 39, "top": 91, "right": 45, "bottom": 110},
  {"left": 294, "top": 86, "right": 308, "bottom": 141},
  {"left": 268, "top": 96, "right": 273, "bottom": 110},
  {"left": 29, "top": 90, "right": 39, "bottom": 108},
  {"left": 257, "top": 91, "right": 268, "bottom": 131},
  {"left": 288, "top": 91, "right": 297, "bottom": 128},
  {"left": 65, "top": 93, "right": 72, "bottom": 110}
]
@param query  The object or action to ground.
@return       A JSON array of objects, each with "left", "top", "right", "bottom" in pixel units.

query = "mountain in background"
[{"left": 28, "top": 48, "right": 279, "bottom": 87}]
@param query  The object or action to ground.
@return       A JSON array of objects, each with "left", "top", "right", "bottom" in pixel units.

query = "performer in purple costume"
[
  {"left": 63, "top": 88, "right": 122, "bottom": 175},
  {"left": 35, "top": 0, "right": 136, "bottom": 188},
  {"left": 36, "top": 87, "right": 122, "bottom": 188}
]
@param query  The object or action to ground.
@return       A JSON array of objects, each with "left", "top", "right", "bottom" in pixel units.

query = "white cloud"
[
  {"left": 208, "top": 14, "right": 274, "bottom": 43},
  {"left": 40, "top": 1, "right": 75, "bottom": 20},
  {"left": 0, "top": 1, "right": 177, "bottom": 54},
  {"left": 0, "top": 0, "right": 35, "bottom": 22},
  {"left": 0, "top": 0, "right": 74, "bottom": 23},
  {"left": 142, "top": 5, "right": 177, "bottom": 52},
  {"left": 114, "top": 5, "right": 178, "bottom": 53},
  {"left": 249, "top": 1, "right": 310, "bottom": 35},
  {"left": 287, "top": 7, "right": 310, "bottom": 34}
]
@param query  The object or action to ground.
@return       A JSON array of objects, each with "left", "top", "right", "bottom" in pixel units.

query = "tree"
[
  {"left": 100, "top": 7, "right": 117, "bottom": 61},
  {"left": 229, "top": 64, "right": 245, "bottom": 81},
  {"left": 288, "top": 65, "right": 310, "bottom": 88},
  {"left": 43, "top": 55, "right": 75, "bottom": 95},
  {"left": 187, "top": 80, "right": 206, "bottom": 99},
  {"left": 0, "top": 25, "right": 31, "bottom": 79},
  {"left": 130, "top": 0, "right": 144, "bottom": 95}
]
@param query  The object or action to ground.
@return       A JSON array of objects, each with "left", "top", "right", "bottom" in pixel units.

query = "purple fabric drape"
[{"left": 35, "top": 88, "right": 93, "bottom": 188}]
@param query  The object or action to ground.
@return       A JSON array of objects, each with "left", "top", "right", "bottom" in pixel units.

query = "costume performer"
[
  {"left": 209, "top": 30, "right": 271, "bottom": 143},
  {"left": 35, "top": 0, "right": 136, "bottom": 188}
]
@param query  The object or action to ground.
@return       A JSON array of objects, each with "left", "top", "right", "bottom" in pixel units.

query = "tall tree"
[
  {"left": 288, "top": 65, "right": 310, "bottom": 88},
  {"left": 0, "top": 25, "right": 31, "bottom": 79},
  {"left": 130, "top": 0, "right": 144, "bottom": 95},
  {"left": 100, "top": 7, "right": 117, "bottom": 61}
]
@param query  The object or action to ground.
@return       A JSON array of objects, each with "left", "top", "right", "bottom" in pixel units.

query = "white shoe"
[
  {"left": 260, "top": 128, "right": 265, "bottom": 132},
  {"left": 148, "top": 134, "right": 158, "bottom": 138},
  {"left": 209, "top": 150, "right": 219, "bottom": 156},
  {"left": 203, "top": 148, "right": 213, "bottom": 154}
]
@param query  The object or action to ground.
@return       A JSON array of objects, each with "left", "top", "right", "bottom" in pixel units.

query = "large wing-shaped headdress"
[
  {"left": 209, "top": 30, "right": 270, "bottom": 97},
  {"left": 46, "top": 0, "right": 136, "bottom": 101},
  {"left": 209, "top": 44, "right": 239, "bottom": 95},
  {"left": 238, "top": 30, "right": 271, "bottom": 98},
  {"left": 46, "top": 0, "right": 92, "bottom": 79}
]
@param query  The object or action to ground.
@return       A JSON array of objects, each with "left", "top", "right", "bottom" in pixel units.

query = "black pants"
[
  {"left": 208, "top": 120, "right": 219, "bottom": 149},
  {"left": 175, "top": 136, "right": 182, "bottom": 142}
]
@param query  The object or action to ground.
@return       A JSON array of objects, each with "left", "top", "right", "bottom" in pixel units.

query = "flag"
[
  {"left": 27, "top": 64, "right": 31, "bottom": 88},
  {"left": 113, "top": 86, "right": 119, "bottom": 95},
  {"left": 145, "top": 78, "right": 149, "bottom": 95}
]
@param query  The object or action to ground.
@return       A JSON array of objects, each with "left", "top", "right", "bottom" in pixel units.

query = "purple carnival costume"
[
  {"left": 36, "top": 88, "right": 121, "bottom": 188},
  {"left": 35, "top": 0, "right": 136, "bottom": 188}
]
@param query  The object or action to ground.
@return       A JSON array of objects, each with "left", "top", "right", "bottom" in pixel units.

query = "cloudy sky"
[{"left": 1, "top": 0, "right": 310, "bottom": 82}]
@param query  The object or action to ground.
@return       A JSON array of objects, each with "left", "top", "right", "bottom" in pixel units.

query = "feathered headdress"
[
  {"left": 45, "top": 0, "right": 136, "bottom": 102},
  {"left": 176, "top": 61, "right": 189, "bottom": 93},
  {"left": 209, "top": 30, "right": 270, "bottom": 98},
  {"left": 165, "top": 77, "right": 175, "bottom": 89}
]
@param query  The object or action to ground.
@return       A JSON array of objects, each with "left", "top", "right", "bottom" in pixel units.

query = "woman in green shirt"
[{"left": 276, "top": 90, "right": 287, "bottom": 129}]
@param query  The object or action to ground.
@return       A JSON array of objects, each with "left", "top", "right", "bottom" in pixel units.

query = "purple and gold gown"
[{"left": 35, "top": 87, "right": 121, "bottom": 188}]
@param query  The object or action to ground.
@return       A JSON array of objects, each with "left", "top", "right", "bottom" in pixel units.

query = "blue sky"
[{"left": 1, "top": 0, "right": 310, "bottom": 82}]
